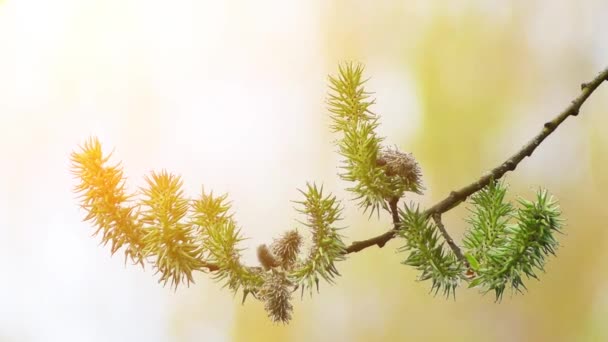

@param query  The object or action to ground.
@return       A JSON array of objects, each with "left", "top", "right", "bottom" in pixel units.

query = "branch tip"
[{"left": 343, "top": 66, "right": 608, "bottom": 257}]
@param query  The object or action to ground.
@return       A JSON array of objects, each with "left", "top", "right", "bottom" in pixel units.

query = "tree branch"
[
  {"left": 341, "top": 66, "right": 608, "bottom": 256},
  {"left": 201, "top": 67, "right": 608, "bottom": 272},
  {"left": 344, "top": 197, "right": 400, "bottom": 253}
]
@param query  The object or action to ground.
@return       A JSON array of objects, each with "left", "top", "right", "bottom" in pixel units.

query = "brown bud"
[
  {"left": 378, "top": 146, "right": 424, "bottom": 194},
  {"left": 271, "top": 229, "right": 303, "bottom": 269},
  {"left": 257, "top": 244, "right": 280, "bottom": 270}
]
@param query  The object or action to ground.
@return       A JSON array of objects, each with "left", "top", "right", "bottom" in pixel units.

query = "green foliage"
[
  {"left": 290, "top": 183, "right": 346, "bottom": 296},
  {"left": 328, "top": 62, "right": 422, "bottom": 215},
  {"left": 464, "top": 181, "right": 563, "bottom": 300},
  {"left": 397, "top": 205, "right": 464, "bottom": 298}
]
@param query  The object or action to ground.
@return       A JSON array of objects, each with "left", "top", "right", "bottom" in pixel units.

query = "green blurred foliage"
[{"left": 411, "top": 12, "right": 530, "bottom": 193}]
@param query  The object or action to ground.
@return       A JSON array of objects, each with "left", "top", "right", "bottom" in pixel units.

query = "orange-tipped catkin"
[{"left": 70, "top": 137, "right": 145, "bottom": 264}]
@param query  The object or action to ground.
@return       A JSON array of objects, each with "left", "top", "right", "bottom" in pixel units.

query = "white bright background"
[
  {"left": 1, "top": 1, "right": 607, "bottom": 341},
  {"left": 0, "top": 1, "right": 421, "bottom": 341}
]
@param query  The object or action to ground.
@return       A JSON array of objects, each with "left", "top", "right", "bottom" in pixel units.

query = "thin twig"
[
  {"left": 344, "top": 230, "right": 395, "bottom": 254},
  {"left": 346, "top": 197, "right": 401, "bottom": 253},
  {"left": 431, "top": 213, "right": 466, "bottom": 265},
  {"left": 388, "top": 197, "right": 400, "bottom": 230}
]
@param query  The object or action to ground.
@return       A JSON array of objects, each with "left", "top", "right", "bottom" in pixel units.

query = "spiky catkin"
[
  {"left": 397, "top": 204, "right": 464, "bottom": 298},
  {"left": 328, "top": 63, "right": 423, "bottom": 214},
  {"left": 271, "top": 229, "right": 303, "bottom": 269},
  {"left": 290, "top": 183, "right": 346, "bottom": 296},
  {"left": 196, "top": 190, "right": 265, "bottom": 297},
  {"left": 257, "top": 244, "right": 280, "bottom": 270},
  {"left": 190, "top": 189, "right": 232, "bottom": 232},
  {"left": 259, "top": 271, "right": 294, "bottom": 324},
  {"left": 377, "top": 146, "right": 424, "bottom": 194},
  {"left": 462, "top": 180, "right": 514, "bottom": 267},
  {"left": 70, "top": 137, "right": 145, "bottom": 264},
  {"left": 140, "top": 171, "right": 205, "bottom": 289},
  {"left": 465, "top": 183, "right": 563, "bottom": 301}
]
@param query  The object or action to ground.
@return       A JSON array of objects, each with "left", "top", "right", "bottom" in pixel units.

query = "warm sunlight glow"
[{"left": 1, "top": 0, "right": 606, "bottom": 341}]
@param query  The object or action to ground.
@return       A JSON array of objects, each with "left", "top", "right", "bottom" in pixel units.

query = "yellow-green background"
[{"left": 1, "top": 1, "right": 607, "bottom": 341}]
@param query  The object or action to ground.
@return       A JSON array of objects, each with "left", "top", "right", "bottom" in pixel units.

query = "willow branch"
[
  {"left": 200, "top": 67, "right": 608, "bottom": 272},
  {"left": 341, "top": 66, "right": 608, "bottom": 256}
]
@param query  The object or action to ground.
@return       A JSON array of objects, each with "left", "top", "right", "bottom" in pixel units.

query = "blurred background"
[{"left": 1, "top": 0, "right": 607, "bottom": 341}]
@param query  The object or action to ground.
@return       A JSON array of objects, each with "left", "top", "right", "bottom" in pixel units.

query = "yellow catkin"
[
  {"left": 140, "top": 171, "right": 205, "bottom": 289},
  {"left": 70, "top": 137, "right": 145, "bottom": 264}
]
